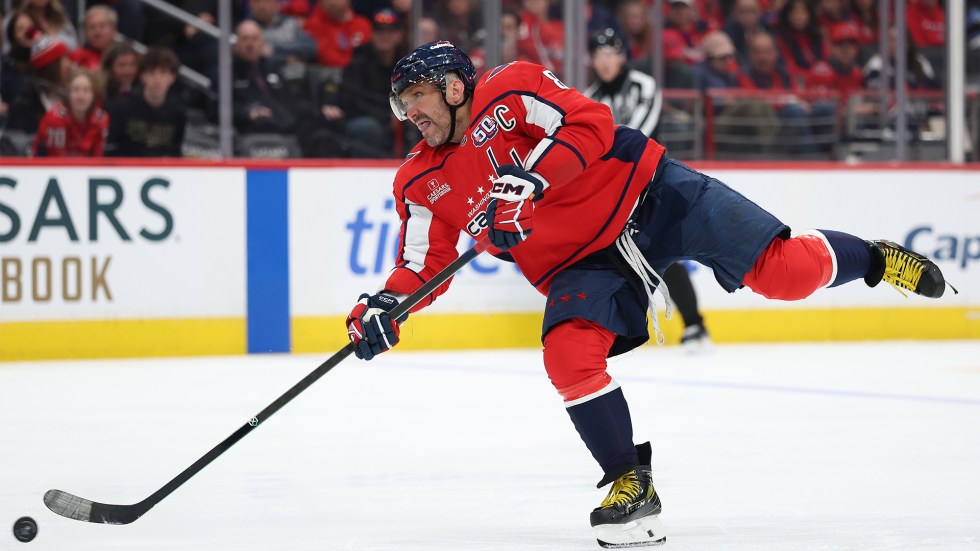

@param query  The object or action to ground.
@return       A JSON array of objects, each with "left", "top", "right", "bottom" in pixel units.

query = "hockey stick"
[{"left": 44, "top": 237, "right": 491, "bottom": 525}]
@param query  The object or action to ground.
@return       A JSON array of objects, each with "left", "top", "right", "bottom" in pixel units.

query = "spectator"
[
  {"left": 863, "top": 27, "right": 940, "bottom": 90},
  {"left": 336, "top": 8, "right": 406, "bottom": 157},
  {"left": 724, "top": 0, "right": 770, "bottom": 62},
  {"left": 106, "top": 47, "right": 186, "bottom": 157},
  {"left": 738, "top": 31, "right": 793, "bottom": 90},
  {"left": 5, "top": 34, "right": 71, "bottom": 133},
  {"left": 663, "top": 0, "right": 708, "bottom": 66},
  {"left": 248, "top": 0, "right": 318, "bottom": 71},
  {"left": 848, "top": 0, "right": 878, "bottom": 47},
  {"left": 2, "top": 11, "right": 41, "bottom": 108},
  {"left": 693, "top": 30, "right": 740, "bottom": 93},
  {"left": 69, "top": 5, "right": 118, "bottom": 70},
  {"left": 470, "top": 7, "right": 526, "bottom": 74},
  {"left": 697, "top": 31, "right": 780, "bottom": 154},
  {"left": 100, "top": 42, "right": 139, "bottom": 102},
  {"left": 17, "top": 0, "right": 77, "bottom": 48},
  {"left": 229, "top": 20, "right": 300, "bottom": 134},
  {"left": 517, "top": 0, "right": 564, "bottom": 73},
  {"left": 774, "top": 0, "right": 825, "bottom": 83},
  {"left": 32, "top": 67, "right": 108, "bottom": 156},
  {"left": 739, "top": 32, "right": 835, "bottom": 154},
  {"left": 434, "top": 0, "right": 485, "bottom": 53},
  {"left": 906, "top": 0, "right": 945, "bottom": 48},
  {"left": 91, "top": 0, "right": 144, "bottom": 43},
  {"left": 806, "top": 22, "right": 865, "bottom": 100},
  {"left": 617, "top": 0, "right": 651, "bottom": 62},
  {"left": 417, "top": 17, "right": 440, "bottom": 46},
  {"left": 304, "top": 0, "right": 372, "bottom": 69},
  {"left": 815, "top": 0, "right": 851, "bottom": 30}
]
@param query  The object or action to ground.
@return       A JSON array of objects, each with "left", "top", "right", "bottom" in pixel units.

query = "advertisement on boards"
[{"left": 0, "top": 167, "right": 247, "bottom": 322}]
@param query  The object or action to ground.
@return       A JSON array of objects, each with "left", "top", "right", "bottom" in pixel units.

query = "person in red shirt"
[
  {"left": 32, "top": 68, "right": 109, "bottom": 157},
  {"left": 906, "top": 0, "right": 945, "bottom": 47},
  {"left": 345, "top": 41, "right": 951, "bottom": 548},
  {"left": 775, "top": 0, "right": 826, "bottom": 84},
  {"left": 303, "top": 0, "right": 371, "bottom": 68},
  {"left": 517, "top": 0, "right": 564, "bottom": 73},
  {"left": 68, "top": 5, "right": 119, "bottom": 70},
  {"left": 806, "top": 22, "right": 865, "bottom": 100},
  {"left": 849, "top": 0, "right": 879, "bottom": 46}
]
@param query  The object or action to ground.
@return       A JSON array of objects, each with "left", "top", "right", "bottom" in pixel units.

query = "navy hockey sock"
[
  {"left": 566, "top": 386, "right": 638, "bottom": 486},
  {"left": 820, "top": 229, "right": 874, "bottom": 287}
]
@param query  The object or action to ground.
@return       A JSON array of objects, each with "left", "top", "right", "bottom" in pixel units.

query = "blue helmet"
[{"left": 389, "top": 40, "right": 476, "bottom": 121}]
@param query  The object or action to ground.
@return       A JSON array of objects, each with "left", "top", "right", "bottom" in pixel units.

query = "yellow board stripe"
[
  {"left": 2, "top": 308, "right": 977, "bottom": 362},
  {"left": 0, "top": 318, "right": 245, "bottom": 361},
  {"left": 292, "top": 307, "right": 980, "bottom": 354}
]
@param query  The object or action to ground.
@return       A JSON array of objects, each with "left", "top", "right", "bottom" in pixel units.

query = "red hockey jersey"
[
  {"left": 384, "top": 61, "right": 666, "bottom": 312},
  {"left": 32, "top": 103, "right": 109, "bottom": 157}
]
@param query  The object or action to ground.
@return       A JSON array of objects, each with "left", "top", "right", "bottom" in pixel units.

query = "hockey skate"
[
  {"left": 680, "top": 323, "right": 712, "bottom": 354},
  {"left": 865, "top": 240, "right": 954, "bottom": 298},
  {"left": 590, "top": 442, "right": 666, "bottom": 548}
]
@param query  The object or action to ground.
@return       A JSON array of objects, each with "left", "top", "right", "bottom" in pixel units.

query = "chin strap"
[{"left": 442, "top": 88, "right": 471, "bottom": 145}]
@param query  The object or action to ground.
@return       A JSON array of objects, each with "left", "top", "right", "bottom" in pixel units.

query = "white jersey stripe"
[
  {"left": 521, "top": 95, "right": 565, "bottom": 135},
  {"left": 398, "top": 201, "right": 434, "bottom": 274}
]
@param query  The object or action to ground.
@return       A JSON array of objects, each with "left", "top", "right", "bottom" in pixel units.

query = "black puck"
[{"left": 13, "top": 517, "right": 37, "bottom": 543}]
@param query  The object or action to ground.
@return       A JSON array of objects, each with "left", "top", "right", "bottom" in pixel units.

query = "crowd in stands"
[{"left": 0, "top": 0, "right": 973, "bottom": 160}]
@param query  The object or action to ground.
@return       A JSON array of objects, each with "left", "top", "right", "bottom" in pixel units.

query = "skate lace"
[
  {"left": 881, "top": 246, "right": 924, "bottom": 298},
  {"left": 614, "top": 230, "right": 672, "bottom": 345},
  {"left": 599, "top": 471, "right": 643, "bottom": 510}
]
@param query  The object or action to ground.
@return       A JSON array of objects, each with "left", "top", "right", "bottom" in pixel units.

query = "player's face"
[{"left": 398, "top": 82, "right": 452, "bottom": 147}]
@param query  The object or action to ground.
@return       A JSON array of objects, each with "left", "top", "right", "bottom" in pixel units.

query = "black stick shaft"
[{"left": 133, "top": 238, "right": 490, "bottom": 514}]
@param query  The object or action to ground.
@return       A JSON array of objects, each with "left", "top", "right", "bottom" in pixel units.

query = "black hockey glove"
[{"left": 346, "top": 292, "right": 407, "bottom": 360}]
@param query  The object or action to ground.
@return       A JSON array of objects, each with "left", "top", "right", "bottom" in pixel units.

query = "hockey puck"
[{"left": 12, "top": 517, "right": 37, "bottom": 543}]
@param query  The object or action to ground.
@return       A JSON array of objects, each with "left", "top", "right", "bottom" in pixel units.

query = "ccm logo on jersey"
[{"left": 426, "top": 178, "right": 452, "bottom": 204}]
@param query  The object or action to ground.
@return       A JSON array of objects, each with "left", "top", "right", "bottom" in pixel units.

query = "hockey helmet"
[
  {"left": 389, "top": 40, "right": 477, "bottom": 121},
  {"left": 589, "top": 28, "right": 625, "bottom": 55}
]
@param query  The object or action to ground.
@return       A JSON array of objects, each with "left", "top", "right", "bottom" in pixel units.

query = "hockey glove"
[
  {"left": 346, "top": 292, "right": 407, "bottom": 360},
  {"left": 486, "top": 165, "right": 547, "bottom": 251}
]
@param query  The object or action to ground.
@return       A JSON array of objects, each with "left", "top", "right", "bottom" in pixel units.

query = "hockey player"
[
  {"left": 584, "top": 28, "right": 711, "bottom": 351},
  {"left": 345, "top": 41, "right": 952, "bottom": 548}
]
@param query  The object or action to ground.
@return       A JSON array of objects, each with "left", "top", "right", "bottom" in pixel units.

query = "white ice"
[{"left": 2, "top": 341, "right": 980, "bottom": 550}]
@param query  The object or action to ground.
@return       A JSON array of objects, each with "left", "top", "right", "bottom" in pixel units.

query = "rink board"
[{"left": 1, "top": 160, "right": 977, "bottom": 360}]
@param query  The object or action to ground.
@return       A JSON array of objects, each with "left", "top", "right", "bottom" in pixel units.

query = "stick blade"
[{"left": 44, "top": 489, "right": 143, "bottom": 525}]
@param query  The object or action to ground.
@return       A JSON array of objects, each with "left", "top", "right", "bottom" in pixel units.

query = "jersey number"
[{"left": 542, "top": 70, "right": 569, "bottom": 90}]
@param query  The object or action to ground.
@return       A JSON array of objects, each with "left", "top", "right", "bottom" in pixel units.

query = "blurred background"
[{"left": 0, "top": 0, "right": 976, "bottom": 162}]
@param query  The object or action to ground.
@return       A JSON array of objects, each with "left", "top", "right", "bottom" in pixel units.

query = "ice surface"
[{"left": 2, "top": 342, "right": 979, "bottom": 550}]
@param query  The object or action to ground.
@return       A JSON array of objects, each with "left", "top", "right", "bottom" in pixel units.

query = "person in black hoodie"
[
  {"left": 106, "top": 47, "right": 186, "bottom": 157},
  {"left": 337, "top": 8, "right": 406, "bottom": 157}
]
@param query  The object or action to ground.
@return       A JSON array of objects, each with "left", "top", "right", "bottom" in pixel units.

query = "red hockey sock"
[{"left": 742, "top": 232, "right": 835, "bottom": 301}]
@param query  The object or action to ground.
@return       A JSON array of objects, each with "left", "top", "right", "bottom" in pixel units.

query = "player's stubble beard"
[{"left": 420, "top": 111, "right": 450, "bottom": 147}]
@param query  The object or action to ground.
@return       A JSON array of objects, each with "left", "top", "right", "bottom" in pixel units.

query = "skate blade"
[{"left": 595, "top": 514, "right": 666, "bottom": 548}]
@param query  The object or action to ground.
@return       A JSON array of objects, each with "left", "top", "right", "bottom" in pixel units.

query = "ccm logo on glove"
[
  {"left": 346, "top": 292, "right": 407, "bottom": 361},
  {"left": 486, "top": 165, "right": 548, "bottom": 251}
]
